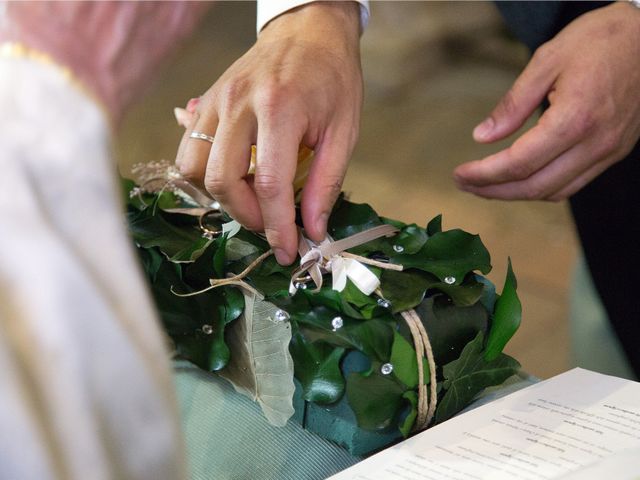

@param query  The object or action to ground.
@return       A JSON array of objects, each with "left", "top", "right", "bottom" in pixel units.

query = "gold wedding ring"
[{"left": 189, "top": 131, "right": 215, "bottom": 144}]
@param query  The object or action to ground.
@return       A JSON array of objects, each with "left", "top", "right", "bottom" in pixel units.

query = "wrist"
[{"left": 260, "top": 2, "right": 361, "bottom": 49}]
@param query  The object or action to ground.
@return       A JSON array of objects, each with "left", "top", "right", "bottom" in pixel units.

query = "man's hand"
[
  {"left": 175, "top": 2, "right": 363, "bottom": 265},
  {"left": 454, "top": 2, "right": 640, "bottom": 201}
]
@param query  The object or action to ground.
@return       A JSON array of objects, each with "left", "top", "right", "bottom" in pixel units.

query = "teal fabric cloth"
[
  {"left": 175, "top": 361, "right": 535, "bottom": 480},
  {"left": 174, "top": 363, "right": 359, "bottom": 480}
]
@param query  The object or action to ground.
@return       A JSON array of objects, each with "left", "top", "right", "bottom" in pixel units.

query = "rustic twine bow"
[{"left": 289, "top": 225, "right": 403, "bottom": 296}]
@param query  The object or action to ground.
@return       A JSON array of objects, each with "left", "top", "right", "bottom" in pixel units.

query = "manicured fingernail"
[
  {"left": 174, "top": 107, "right": 190, "bottom": 127},
  {"left": 273, "top": 248, "right": 292, "bottom": 265},
  {"left": 186, "top": 97, "right": 200, "bottom": 113},
  {"left": 473, "top": 117, "right": 494, "bottom": 139}
]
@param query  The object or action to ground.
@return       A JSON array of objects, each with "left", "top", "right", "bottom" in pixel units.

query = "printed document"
[{"left": 330, "top": 368, "right": 640, "bottom": 480}]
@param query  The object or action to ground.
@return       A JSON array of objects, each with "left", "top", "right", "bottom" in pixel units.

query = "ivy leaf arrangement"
[{"left": 124, "top": 176, "right": 521, "bottom": 449}]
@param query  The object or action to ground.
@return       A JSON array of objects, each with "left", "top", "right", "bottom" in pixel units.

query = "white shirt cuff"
[{"left": 256, "top": 0, "right": 370, "bottom": 35}]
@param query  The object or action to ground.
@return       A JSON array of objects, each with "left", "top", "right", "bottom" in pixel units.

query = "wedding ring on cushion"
[{"left": 189, "top": 131, "right": 215, "bottom": 143}]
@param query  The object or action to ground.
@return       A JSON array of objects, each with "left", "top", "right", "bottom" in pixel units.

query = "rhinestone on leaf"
[
  {"left": 392, "top": 244, "right": 404, "bottom": 253},
  {"left": 380, "top": 363, "right": 394, "bottom": 375},
  {"left": 444, "top": 276, "right": 456, "bottom": 285},
  {"left": 202, "top": 324, "right": 214, "bottom": 335},
  {"left": 377, "top": 298, "right": 391, "bottom": 309},
  {"left": 294, "top": 281, "right": 308, "bottom": 290},
  {"left": 331, "top": 316, "right": 344, "bottom": 331},
  {"left": 274, "top": 310, "right": 290, "bottom": 323}
]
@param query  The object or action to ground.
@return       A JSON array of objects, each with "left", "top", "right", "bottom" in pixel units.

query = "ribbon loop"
[{"left": 289, "top": 224, "right": 400, "bottom": 296}]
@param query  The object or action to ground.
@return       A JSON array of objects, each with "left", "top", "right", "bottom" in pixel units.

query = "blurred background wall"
[{"left": 117, "top": 1, "right": 579, "bottom": 379}]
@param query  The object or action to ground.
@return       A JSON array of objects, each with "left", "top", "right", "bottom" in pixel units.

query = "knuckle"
[
  {"left": 219, "top": 77, "right": 250, "bottom": 104},
  {"left": 498, "top": 89, "right": 519, "bottom": 117},
  {"left": 505, "top": 156, "right": 535, "bottom": 180},
  {"left": 570, "top": 109, "right": 596, "bottom": 137},
  {"left": 254, "top": 173, "right": 283, "bottom": 201},
  {"left": 203, "top": 173, "right": 228, "bottom": 199},
  {"left": 178, "top": 161, "right": 203, "bottom": 181},
  {"left": 596, "top": 130, "right": 621, "bottom": 157},
  {"left": 532, "top": 41, "right": 555, "bottom": 63},
  {"left": 522, "top": 183, "right": 545, "bottom": 200},
  {"left": 263, "top": 226, "right": 288, "bottom": 250},
  {"left": 255, "top": 82, "right": 302, "bottom": 120}
]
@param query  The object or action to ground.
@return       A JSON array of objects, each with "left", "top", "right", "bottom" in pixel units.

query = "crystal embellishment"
[
  {"left": 202, "top": 324, "right": 214, "bottom": 335},
  {"left": 380, "top": 363, "right": 394, "bottom": 375},
  {"left": 274, "top": 310, "right": 290, "bottom": 323},
  {"left": 331, "top": 316, "right": 344, "bottom": 331},
  {"left": 377, "top": 298, "right": 391, "bottom": 309},
  {"left": 444, "top": 276, "right": 456, "bottom": 285},
  {"left": 294, "top": 281, "right": 308, "bottom": 290}
]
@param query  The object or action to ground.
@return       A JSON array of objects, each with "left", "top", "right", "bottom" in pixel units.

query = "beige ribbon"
[{"left": 290, "top": 224, "right": 402, "bottom": 295}]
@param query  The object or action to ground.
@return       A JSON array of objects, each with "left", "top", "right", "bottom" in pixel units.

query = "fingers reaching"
[
  {"left": 301, "top": 125, "right": 355, "bottom": 243},
  {"left": 473, "top": 45, "right": 557, "bottom": 144},
  {"left": 253, "top": 112, "right": 302, "bottom": 265},
  {"left": 175, "top": 97, "right": 219, "bottom": 188}
]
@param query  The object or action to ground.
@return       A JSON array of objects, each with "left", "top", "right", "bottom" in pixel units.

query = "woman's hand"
[{"left": 175, "top": 2, "right": 363, "bottom": 265}]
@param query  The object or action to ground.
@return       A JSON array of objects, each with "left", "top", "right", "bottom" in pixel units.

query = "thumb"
[{"left": 474, "top": 53, "right": 557, "bottom": 143}]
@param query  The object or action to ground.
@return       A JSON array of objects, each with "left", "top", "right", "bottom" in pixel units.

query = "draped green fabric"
[
  {"left": 175, "top": 361, "right": 534, "bottom": 480},
  {"left": 174, "top": 363, "right": 359, "bottom": 480}
]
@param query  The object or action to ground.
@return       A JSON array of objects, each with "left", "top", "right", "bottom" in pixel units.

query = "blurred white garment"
[{"left": 0, "top": 57, "right": 185, "bottom": 480}]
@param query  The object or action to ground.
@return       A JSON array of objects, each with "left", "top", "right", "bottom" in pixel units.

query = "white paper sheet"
[{"left": 330, "top": 368, "right": 640, "bottom": 480}]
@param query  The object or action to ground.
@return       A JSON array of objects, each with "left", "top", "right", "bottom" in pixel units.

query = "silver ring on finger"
[{"left": 189, "top": 131, "right": 215, "bottom": 144}]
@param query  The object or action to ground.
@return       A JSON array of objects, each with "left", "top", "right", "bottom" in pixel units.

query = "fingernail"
[
  {"left": 174, "top": 107, "right": 190, "bottom": 127},
  {"left": 273, "top": 248, "right": 292, "bottom": 265},
  {"left": 473, "top": 117, "right": 494, "bottom": 140},
  {"left": 186, "top": 97, "right": 200, "bottom": 113}
]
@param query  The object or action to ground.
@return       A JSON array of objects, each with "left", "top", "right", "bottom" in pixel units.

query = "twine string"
[{"left": 400, "top": 309, "right": 438, "bottom": 431}]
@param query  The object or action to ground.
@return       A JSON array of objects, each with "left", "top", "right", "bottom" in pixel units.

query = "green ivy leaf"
[
  {"left": 213, "top": 234, "right": 228, "bottom": 277},
  {"left": 436, "top": 332, "right": 520, "bottom": 423},
  {"left": 484, "top": 258, "right": 521, "bottom": 361},
  {"left": 137, "top": 247, "right": 164, "bottom": 282},
  {"left": 177, "top": 331, "right": 230, "bottom": 372},
  {"left": 399, "top": 391, "right": 418, "bottom": 437},
  {"left": 381, "top": 270, "right": 485, "bottom": 313},
  {"left": 390, "top": 229, "right": 491, "bottom": 282},
  {"left": 289, "top": 333, "right": 346, "bottom": 404},
  {"left": 220, "top": 287, "right": 245, "bottom": 325},
  {"left": 391, "top": 224, "right": 428, "bottom": 254},
  {"left": 347, "top": 318, "right": 395, "bottom": 362},
  {"left": 426, "top": 214, "right": 442, "bottom": 236},
  {"left": 416, "top": 295, "right": 489, "bottom": 366},
  {"left": 129, "top": 208, "right": 203, "bottom": 259},
  {"left": 389, "top": 331, "right": 419, "bottom": 389},
  {"left": 329, "top": 200, "right": 382, "bottom": 239},
  {"left": 303, "top": 288, "right": 364, "bottom": 319},
  {"left": 346, "top": 370, "right": 405, "bottom": 431}
]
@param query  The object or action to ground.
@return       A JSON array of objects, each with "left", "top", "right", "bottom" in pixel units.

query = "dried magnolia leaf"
[
  {"left": 219, "top": 291, "right": 295, "bottom": 426},
  {"left": 225, "top": 237, "right": 260, "bottom": 262}
]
